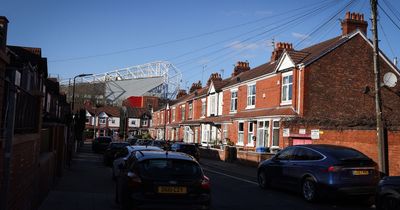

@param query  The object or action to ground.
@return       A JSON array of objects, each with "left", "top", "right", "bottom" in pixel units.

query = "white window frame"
[
  {"left": 230, "top": 89, "right": 238, "bottom": 113},
  {"left": 188, "top": 103, "right": 193, "bottom": 119},
  {"left": 172, "top": 108, "right": 176, "bottom": 122},
  {"left": 272, "top": 120, "right": 280, "bottom": 148},
  {"left": 281, "top": 71, "right": 293, "bottom": 105},
  {"left": 201, "top": 99, "right": 206, "bottom": 118},
  {"left": 237, "top": 121, "right": 245, "bottom": 146},
  {"left": 181, "top": 105, "right": 185, "bottom": 121},
  {"left": 246, "top": 122, "right": 255, "bottom": 147},
  {"left": 209, "top": 94, "right": 216, "bottom": 116},
  {"left": 99, "top": 117, "right": 106, "bottom": 124},
  {"left": 247, "top": 83, "right": 256, "bottom": 109}
]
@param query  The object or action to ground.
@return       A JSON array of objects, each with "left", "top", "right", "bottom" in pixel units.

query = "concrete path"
[{"left": 39, "top": 144, "right": 119, "bottom": 210}]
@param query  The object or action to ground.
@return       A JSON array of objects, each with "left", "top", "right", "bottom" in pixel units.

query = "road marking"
[{"left": 203, "top": 168, "right": 258, "bottom": 185}]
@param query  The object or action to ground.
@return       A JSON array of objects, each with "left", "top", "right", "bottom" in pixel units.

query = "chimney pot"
[{"left": 341, "top": 11, "right": 368, "bottom": 35}]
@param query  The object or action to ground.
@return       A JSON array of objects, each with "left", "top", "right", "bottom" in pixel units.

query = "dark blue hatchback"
[{"left": 257, "top": 144, "right": 380, "bottom": 202}]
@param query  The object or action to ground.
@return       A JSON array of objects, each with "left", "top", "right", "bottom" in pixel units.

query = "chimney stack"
[
  {"left": 0, "top": 16, "right": 9, "bottom": 53},
  {"left": 189, "top": 81, "right": 202, "bottom": 93},
  {"left": 207, "top": 72, "right": 222, "bottom": 86},
  {"left": 341, "top": 11, "right": 368, "bottom": 35},
  {"left": 270, "top": 42, "right": 293, "bottom": 62},
  {"left": 231, "top": 61, "right": 250, "bottom": 77},
  {"left": 176, "top": 89, "right": 187, "bottom": 99}
]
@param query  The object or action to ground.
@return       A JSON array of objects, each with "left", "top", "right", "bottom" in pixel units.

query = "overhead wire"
[
  {"left": 295, "top": 0, "right": 356, "bottom": 48},
  {"left": 173, "top": 0, "right": 337, "bottom": 68},
  {"left": 49, "top": 0, "right": 334, "bottom": 63},
  {"left": 378, "top": 3, "right": 400, "bottom": 32}
]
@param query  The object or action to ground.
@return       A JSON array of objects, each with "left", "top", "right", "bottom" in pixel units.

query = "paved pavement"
[{"left": 39, "top": 144, "right": 119, "bottom": 210}]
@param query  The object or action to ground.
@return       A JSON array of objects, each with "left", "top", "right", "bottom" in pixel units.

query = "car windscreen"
[
  {"left": 327, "top": 147, "right": 370, "bottom": 161},
  {"left": 178, "top": 144, "right": 196, "bottom": 151},
  {"left": 138, "top": 159, "right": 202, "bottom": 179}
]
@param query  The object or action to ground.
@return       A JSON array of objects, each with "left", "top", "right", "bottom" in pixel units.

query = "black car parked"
[
  {"left": 116, "top": 150, "right": 210, "bottom": 210},
  {"left": 170, "top": 142, "right": 200, "bottom": 160},
  {"left": 92, "top": 136, "right": 112, "bottom": 153},
  {"left": 376, "top": 176, "right": 400, "bottom": 210},
  {"left": 257, "top": 144, "right": 380, "bottom": 202},
  {"left": 103, "top": 142, "right": 130, "bottom": 166}
]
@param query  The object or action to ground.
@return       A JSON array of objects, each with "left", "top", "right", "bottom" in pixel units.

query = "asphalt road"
[
  {"left": 40, "top": 145, "right": 374, "bottom": 210},
  {"left": 200, "top": 159, "right": 373, "bottom": 210}
]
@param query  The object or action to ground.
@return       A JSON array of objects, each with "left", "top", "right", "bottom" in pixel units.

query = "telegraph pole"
[{"left": 371, "top": 0, "right": 388, "bottom": 175}]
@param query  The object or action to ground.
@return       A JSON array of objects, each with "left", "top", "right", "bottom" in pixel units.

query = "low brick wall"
[
  {"left": 200, "top": 146, "right": 275, "bottom": 166},
  {"left": 236, "top": 150, "right": 274, "bottom": 167},
  {"left": 199, "top": 147, "right": 229, "bottom": 161}
]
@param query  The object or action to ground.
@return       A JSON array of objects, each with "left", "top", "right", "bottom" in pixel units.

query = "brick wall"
[
  {"left": 304, "top": 34, "right": 400, "bottom": 124},
  {"left": 255, "top": 74, "right": 282, "bottom": 109}
]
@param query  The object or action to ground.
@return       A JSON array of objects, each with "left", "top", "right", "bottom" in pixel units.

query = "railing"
[{"left": 14, "top": 88, "right": 40, "bottom": 133}]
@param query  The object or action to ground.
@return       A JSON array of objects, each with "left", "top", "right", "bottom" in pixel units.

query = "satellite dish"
[{"left": 383, "top": 72, "right": 398, "bottom": 88}]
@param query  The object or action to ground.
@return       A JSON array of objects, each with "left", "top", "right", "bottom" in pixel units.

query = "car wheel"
[
  {"left": 257, "top": 171, "right": 270, "bottom": 189},
  {"left": 302, "top": 177, "right": 318, "bottom": 202},
  {"left": 381, "top": 195, "right": 400, "bottom": 210}
]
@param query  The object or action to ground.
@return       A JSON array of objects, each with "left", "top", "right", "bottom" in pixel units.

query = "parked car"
[
  {"left": 112, "top": 145, "right": 163, "bottom": 180},
  {"left": 126, "top": 137, "right": 138, "bottom": 145},
  {"left": 257, "top": 144, "right": 380, "bottom": 202},
  {"left": 170, "top": 142, "right": 200, "bottom": 160},
  {"left": 135, "top": 139, "right": 152, "bottom": 146},
  {"left": 149, "top": 140, "right": 170, "bottom": 150},
  {"left": 103, "top": 142, "right": 130, "bottom": 166},
  {"left": 376, "top": 176, "right": 400, "bottom": 210},
  {"left": 116, "top": 150, "right": 210, "bottom": 210},
  {"left": 92, "top": 136, "right": 112, "bottom": 153}
]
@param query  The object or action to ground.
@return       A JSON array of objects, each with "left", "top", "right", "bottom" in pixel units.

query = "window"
[
  {"left": 238, "top": 122, "right": 244, "bottom": 145},
  {"left": 247, "top": 84, "right": 256, "bottom": 107},
  {"left": 99, "top": 117, "right": 106, "bottom": 124},
  {"left": 181, "top": 105, "right": 185, "bottom": 121},
  {"left": 111, "top": 118, "right": 116, "bottom": 124},
  {"left": 85, "top": 117, "right": 90, "bottom": 124},
  {"left": 281, "top": 72, "right": 293, "bottom": 104},
  {"left": 230, "top": 91, "right": 238, "bottom": 112},
  {"left": 275, "top": 147, "right": 296, "bottom": 160},
  {"left": 131, "top": 120, "right": 136, "bottom": 125},
  {"left": 210, "top": 94, "right": 216, "bottom": 116},
  {"left": 272, "top": 121, "right": 280, "bottom": 147},
  {"left": 248, "top": 122, "right": 254, "bottom": 145},
  {"left": 294, "top": 148, "right": 323, "bottom": 161},
  {"left": 201, "top": 100, "right": 206, "bottom": 117},
  {"left": 141, "top": 120, "right": 148, "bottom": 126},
  {"left": 172, "top": 108, "right": 176, "bottom": 122},
  {"left": 188, "top": 103, "right": 193, "bottom": 119}
]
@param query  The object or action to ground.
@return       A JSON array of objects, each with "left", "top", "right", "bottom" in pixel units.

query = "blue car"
[{"left": 257, "top": 144, "right": 380, "bottom": 202}]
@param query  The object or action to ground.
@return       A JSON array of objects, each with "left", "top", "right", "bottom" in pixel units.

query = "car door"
[{"left": 269, "top": 147, "right": 296, "bottom": 187}]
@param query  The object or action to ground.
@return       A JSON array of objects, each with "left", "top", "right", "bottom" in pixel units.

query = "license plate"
[
  {"left": 352, "top": 170, "right": 369, "bottom": 176},
  {"left": 157, "top": 186, "right": 187, "bottom": 194}
]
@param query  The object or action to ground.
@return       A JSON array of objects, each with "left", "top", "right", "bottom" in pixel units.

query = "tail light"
[
  {"left": 201, "top": 175, "right": 210, "bottom": 190},
  {"left": 325, "top": 165, "right": 342, "bottom": 173},
  {"left": 127, "top": 172, "right": 142, "bottom": 188}
]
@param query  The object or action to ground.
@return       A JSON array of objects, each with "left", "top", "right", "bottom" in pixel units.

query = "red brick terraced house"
[
  {"left": 151, "top": 12, "right": 400, "bottom": 175},
  {"left": 84, "top": 105, "right": 120, "bottom": 138},
  {"left": 1, "top": 16, "right": 72, "bottom": 210}
]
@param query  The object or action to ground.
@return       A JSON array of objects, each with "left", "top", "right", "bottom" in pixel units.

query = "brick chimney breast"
[
  {"left": 176, "top": 89, "right": 187, "bottom": 99},
  {"left": 231, "top": 61, "right": 250, "bottom": 77},
  {"left": 189, "top": 80, "right": 202, "bottom": 93},
  {"left": 207, "top": 73, "right": 222, "bottom": 86},
  {"left": 341, "top": 11, "right": 368, "bottom": 35},
  {"left": 270, "top": 42, "right": 293, "bottom": 62}
]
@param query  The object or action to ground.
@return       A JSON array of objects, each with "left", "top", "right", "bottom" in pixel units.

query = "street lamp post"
[{"left": 71, "top": 73, "right": 93, "bottom": 153}]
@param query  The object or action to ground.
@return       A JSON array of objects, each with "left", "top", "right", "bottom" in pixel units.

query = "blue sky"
[{"left": 1, "top": 0, "right": 400, "bottom": 89}]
